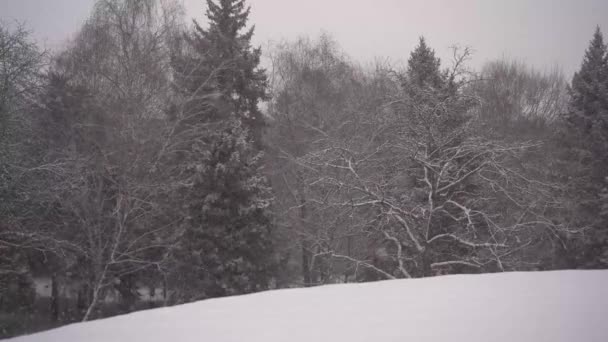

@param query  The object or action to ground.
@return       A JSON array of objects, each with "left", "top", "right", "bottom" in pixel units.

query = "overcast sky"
[{"left": 1, "top": 0, "right": 607, "bottom": 76}]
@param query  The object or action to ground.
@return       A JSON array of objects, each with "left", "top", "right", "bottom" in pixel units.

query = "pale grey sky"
[{"left": 1, "top": 0, "right": 607, "bottom": 76}]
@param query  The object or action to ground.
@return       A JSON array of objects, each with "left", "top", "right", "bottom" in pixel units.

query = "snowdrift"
[{"left": 7, "top": 271, "right": 608, "bottom": 342}]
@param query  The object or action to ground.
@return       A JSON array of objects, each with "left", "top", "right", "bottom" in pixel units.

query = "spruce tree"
[
  {"left": 177, "top": 119, "right": 274, "bottom": 299},
  {"left": 401, "top": 37, "right": 469, "bottom": 134},
  {"left": 563, "top": 26, "right": 608, "bottom": 267},
  {"left": 569, "top": 27, "right": 608, "bottom": 127},
  {"left": 169, "top": 0, "right": 276, "bottom": 301},
  {"left": 186, "top": 0, "right": 268, "bottom": 144},
  {"left": 405, "top": 37, "right": 444, "bottom": 90},
  {"left": 400, "top": 37, "right": 457, "bottom": 121}
]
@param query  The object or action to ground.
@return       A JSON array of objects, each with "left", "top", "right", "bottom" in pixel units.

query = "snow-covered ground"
[{"left": 7, "top": 271, "right": 608, "bottom": 342}]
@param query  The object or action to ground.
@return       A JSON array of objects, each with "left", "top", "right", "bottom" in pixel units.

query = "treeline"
[{"left": 1, "top": 0, "right": 607, "bottom": 337}]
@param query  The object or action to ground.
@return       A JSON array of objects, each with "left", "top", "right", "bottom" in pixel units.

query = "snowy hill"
[{"left": 7, "top": 271, "right": 608, "bottom": 342}]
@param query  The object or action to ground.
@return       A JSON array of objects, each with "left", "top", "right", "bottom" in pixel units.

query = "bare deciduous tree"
[
  {"left": 27, "top": 0, "right": 188, "bottom": 320},
  {"left": 278, "top": 47, "right": 580, "bottom": 280}
]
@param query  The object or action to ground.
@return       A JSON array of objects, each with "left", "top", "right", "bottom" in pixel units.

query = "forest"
[{"left": 1, "top": 0, "right": 607, "bottom": 338}]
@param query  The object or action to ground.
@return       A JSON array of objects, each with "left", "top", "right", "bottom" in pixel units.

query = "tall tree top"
[
  {"left": 207, "top": 0, "right": 251, "bottom": 33},
  {"left": 580, "top": 26, "right": 607, "bottom": 74},
  {"left": 569, "top": 26, "right": 608, "bottom": 120},
  {"left": 187, "top": 0, "right": 267, "bottom": 146},
  {"left": 406, "top": 36, "right": 443, "bottom": 89},
  {"left": 196, "top": 0, "right": 254, "bottom": 50}
]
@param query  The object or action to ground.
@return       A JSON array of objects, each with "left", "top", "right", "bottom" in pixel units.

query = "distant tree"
[
  {"left": 561, "top": 26, "right": 608, "bottom": 268},
  {"left": 285, "top": 40, "right": 577, "bottom": 280},
  {"left": 470, "top": 60, "right": 575, "bottom": 270},
  {"left": 183, "top": 0, "right": 267, "bottom": 145},
  {"left": 404, "top": 37, "right": 444, "bottom": 90},
  {"left": 474, "top": 59, "right": 568, "bottom": 136},
  {"left": 0, "top": 23, "right": 46, "bottom": 315},
  {"left": 266, "top": 35, "right": 378, "bottom": 286}
]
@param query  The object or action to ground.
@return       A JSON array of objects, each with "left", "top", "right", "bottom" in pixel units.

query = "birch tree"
[{"left": 34, "top": 0, "right": 186, "bottom": 320}]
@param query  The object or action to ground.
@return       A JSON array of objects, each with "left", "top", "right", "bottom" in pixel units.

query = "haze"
[{"left": 1, "top": 0, "right": 607, "bottom": 76}]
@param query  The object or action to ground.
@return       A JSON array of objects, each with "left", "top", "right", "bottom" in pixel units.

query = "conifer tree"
[
  {"left": 400, "top": 37, "right": 458, "bottom": 122},
  {"left": 563, "top": 26, "right": 608, "bottom": 267},
  {"left": 185, "top": 0, "right": 268, "bottom": 144},
  {"left": 569, "top": 27, "right": 608, "bottom": 126},
  {"left": 174, "top": 119, "right": 274, "bottom": 300},
  {"left": 405, "top": 36, "right": 444, "bottom": 90},
  {"left": 168, "top": 0, "right": 276, "bottom": 301}
]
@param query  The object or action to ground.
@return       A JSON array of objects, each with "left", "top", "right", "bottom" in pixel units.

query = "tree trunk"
[
  {"left": 82, "top": 263, "right": 107, "bottom": 322},
  {"left": 421, "top": 244, "right": 431, "bottom": 278},
  {"left": 297, "top": 189, "right": 313, "bottom": 287},
  {"left": 82, "top": 283, "right": 100, "bottom": 322},
  {"left": 162, "top": 276, "right": 168, "bottom": 306},
  {"left": 116, "top": 274, "right": 137, "bottom": 313},
  {"left": 301, "top": 242, "right": 312, "bottom": 286},
  {"left": 50, "top": 274, "right": 60, "bottom": 322}
]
